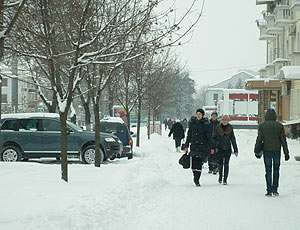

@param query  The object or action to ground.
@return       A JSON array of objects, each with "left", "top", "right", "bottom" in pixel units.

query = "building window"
[
  {"left": 290, "top": 89, "right": 294, "bottom": 119},
  {"left": 1, "top": 94, "right": 7, "bottom": 103},
  {"left": 213, "top": 93, "right": 218, "bottom": 101},
  {"left": 297, "top": 89, "right": 300, "bottom": 118},
  {"left": 2, "top": 78, "right": 8, "bottom": 87}
]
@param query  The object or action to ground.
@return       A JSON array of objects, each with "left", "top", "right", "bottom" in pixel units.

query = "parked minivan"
[
  {"left": 100, "top": 117, "right": 133, "bottom": 159},
  {"left": 0, "top": 113, "right": 123, "bottom": 163}
]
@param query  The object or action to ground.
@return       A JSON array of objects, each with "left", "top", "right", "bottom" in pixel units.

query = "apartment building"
[{"left": 246, "top": 0, "right": 300, "bottom": 127}]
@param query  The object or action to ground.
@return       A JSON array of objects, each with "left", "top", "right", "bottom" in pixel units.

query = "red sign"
[
  {"left": 250, "top": 94, "right": 258, "bottom": 100},
  {"left": 229, "top": 116, "right": 248, "bottom": 121},
  {"left": 229, "top": 94, "right": 248, "bottom": 100}
]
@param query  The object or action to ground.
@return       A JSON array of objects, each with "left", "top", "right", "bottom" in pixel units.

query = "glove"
[
  {"left": 255, "top": 153, "right": 262, "bottom": 159},
  {"left": 234, "top": 152, "right": 238, "bottom": 157},
  {"left": 184, "top": 148, "right": 188, "bottom": 153},
  {"left": 210, "top": 149, "right": 215, "bottom": 155},
  {"left": 285, "top": 154, "right": 290, "bottom": 161}
]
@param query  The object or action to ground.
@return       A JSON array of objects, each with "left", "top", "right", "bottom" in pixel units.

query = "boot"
[
  {"left": 218, "top": 166, "right": 223, "bottom": 184},
  {"left": 193, "top": 171, "right": 201, "bottom": 187}
]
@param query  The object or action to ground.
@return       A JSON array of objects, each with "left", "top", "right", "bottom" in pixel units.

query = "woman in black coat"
[
  {"left": 185, "top": 109, "right": 213, "bottom": 186},
  {"left": 214, "top": 115, "right": 238, "bottom": 185},
  {"left": 168, "top": 119, "right": 185, "bottom": 152}
]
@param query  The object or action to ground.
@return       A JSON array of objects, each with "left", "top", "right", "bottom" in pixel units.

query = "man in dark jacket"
[
  {"left": 208, "top": 111, "right": 220, "bottom": 174},
  {"left": 254, "top": 109, "right": 290, "bottom": 197},
  {"left": 185, "top": 108, "right": 213, "bottom": 186},
  {"left": 168, "top": 119, "right": 185, "bottom": 152}
]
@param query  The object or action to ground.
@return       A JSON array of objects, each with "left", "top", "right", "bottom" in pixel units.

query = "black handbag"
[
  {"left": 181, "top": 143, "right": 186, "bottom": 151},
  {"left": 179, "top": 153, "right": 190, "bottom": 169}
]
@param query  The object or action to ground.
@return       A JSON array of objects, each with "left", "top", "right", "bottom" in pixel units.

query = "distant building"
[{"left": 206, "top": 70, "right": 257, "bottom": 106}]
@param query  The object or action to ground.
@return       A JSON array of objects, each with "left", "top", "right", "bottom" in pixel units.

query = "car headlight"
[{"left": 105, "top": 137, "right": 116, "bottom": 142}]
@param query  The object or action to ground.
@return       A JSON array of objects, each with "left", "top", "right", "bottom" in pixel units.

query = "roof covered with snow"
[
  {"left": 101, "top": 117, "right": 125, "bottom": 124},
  {"left": 1, "top": 113, "right": 60, "bottom": 119},
  {"left": 279, "top": 66, "right": 300, "bottom": 81}
]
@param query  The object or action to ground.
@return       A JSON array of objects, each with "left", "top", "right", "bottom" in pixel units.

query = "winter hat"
[
  {"left": 211, "top": 111, "right": 218, "bottom": 116},
  {"left": 196, "top": 108, "right": 205, "bottom": 116}
]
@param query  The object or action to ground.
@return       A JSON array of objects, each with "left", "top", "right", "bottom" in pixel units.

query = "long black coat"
[
  {"left": 215, "top": 124, "right": 238, "bottom": 153},
  {"left": 209, "top": 119, "right": 220, "bottom": 148},
  {"left": 185, "top": 117, "right": 212, "bottom": 158},
  {"left": 168, "top": 122, "right": 185, "bottom": 140}
]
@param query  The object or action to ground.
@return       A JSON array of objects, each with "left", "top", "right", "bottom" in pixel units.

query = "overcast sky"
[{"left": 172, "top": 0, "right": 267, "bottom": 88}]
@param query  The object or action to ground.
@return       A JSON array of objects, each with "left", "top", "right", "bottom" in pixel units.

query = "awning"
[
  {"left": 256, "top": 0, "right": 274, "bottom": 5},
  {"left": 245, "top": 78, "right": 280, "bottom": 90},
  {"left": 282, "top": 119, "right": 300, "bottom": 126},
  {"left": 278, "top": 66, "right": 300, "bottom": 81}
]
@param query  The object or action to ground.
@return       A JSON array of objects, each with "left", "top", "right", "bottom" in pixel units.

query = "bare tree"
[{"left": 0, "top": 0, "right": 28, "bottom": 156}]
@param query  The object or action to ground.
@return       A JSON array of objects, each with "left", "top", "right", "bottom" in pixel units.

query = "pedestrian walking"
[
  {"left": 254, "top": 109, "right": 290, "bottom": 197},
  {"left": 208, "top": 111, "right": 220, "bottom": 174},
  {"left": 167, "top": 118, "right": 172, "bottom": 130},
  {"left": 214, "top": 115, "right": 238, "bottom": 185},
  {"left": 181, "top": 118, "right": 188, "bottom": 134},
  {"left": 163, "top": 118, "right": 168, "bottom": 130},
  {"left": 184, "top": 109, "right": 213, "bottom": 187},
  {"left": 168, "top": 119, "right": 185, "bottom": 152}
]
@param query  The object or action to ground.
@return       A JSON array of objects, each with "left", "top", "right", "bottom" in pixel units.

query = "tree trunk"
[
  {"left": 152, "top": 112, "right": 155, "bottom": 134},
  {"left": 108, "top": 87, "right": 114, "bottom": 117},
  {"left": 126, "top": 107, "right": 131, "bottom": 131},
  {"left": 136, "top": 94, "right": 142, "bottom": 147},
  {"left": 60, "top": 112, "right": 68, "bottom": 182},
  {"left": 84, "top": 105, "right": 91, "bottom": 131},
  {"left": 94, "top": 100, "right": 101, "bottom": 167},
  {"left": 147, "top": 105, "right": 150, "bottom": 139}
]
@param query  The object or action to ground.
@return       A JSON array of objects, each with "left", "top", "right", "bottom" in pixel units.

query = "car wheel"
[
  {"left": 82, "top": 145, "right": 104, "bottom": 164},
  {"left": 1, "top": 146, "right": 22, "bottom": 162}
]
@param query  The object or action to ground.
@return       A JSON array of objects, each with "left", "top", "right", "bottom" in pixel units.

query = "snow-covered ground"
[{"left": 1, "top": 127, "right": 300, "bottom": 230}]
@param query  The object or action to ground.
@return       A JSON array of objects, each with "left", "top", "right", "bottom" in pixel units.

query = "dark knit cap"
[
  {"left": 211, "top": 111, "right": 218, "bottom": 116},
  {"left": 196, "top": 108, "right": 205, "bottom": 116}
]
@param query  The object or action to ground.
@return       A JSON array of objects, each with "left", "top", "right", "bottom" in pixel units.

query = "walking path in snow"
[{"left": 0, "top": 128, "right": 300, "bottom": 230}]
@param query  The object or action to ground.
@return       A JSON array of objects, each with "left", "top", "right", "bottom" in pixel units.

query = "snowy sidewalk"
[{"left": 0, "top": 128, "right": 300, "bottom": 230}]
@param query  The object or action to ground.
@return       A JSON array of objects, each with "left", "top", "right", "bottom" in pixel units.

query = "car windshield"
[
  {"left": 66, "top": 120, "right": 83, "bottom": 132},
  {"left": 100, "top": 122, "right": 127, "bottom": 134}
]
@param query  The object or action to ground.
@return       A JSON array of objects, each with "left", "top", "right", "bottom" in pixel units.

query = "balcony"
[
  {"left": 290, "top": 0, "right": 300, "bottom": 11},
  {"left": 256, "top": 19, "right": 276, "bottom": 40},
  {"left": 265, "top": 63, "right": 275, "bottom": 77},
  {"left": 259, "top": 67, "right": 267, "bottom": 78},
  {"left": 262, "top": 12, "right": 284, "bottom": 35},
  {"left": 274, "top": 5, "right": 295, "bottom": 26},
  {"left": 291, "top": 51, "right": 300, "bottom": 65},
  {"left": 273, "top": 58, "right": 291, "bottom": 73}
]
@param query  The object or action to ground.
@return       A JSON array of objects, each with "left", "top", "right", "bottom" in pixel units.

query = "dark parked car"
[
  {"left": 0, "top": 113, "right": 123, "bottom": 164},
  {"left": 100, "top": 117, "right": 133, "bottom": 159}
]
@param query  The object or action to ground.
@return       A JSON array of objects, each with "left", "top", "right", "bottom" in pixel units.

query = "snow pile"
[{"left": 0, "top": 127, "right": 300, "bottom": 230}]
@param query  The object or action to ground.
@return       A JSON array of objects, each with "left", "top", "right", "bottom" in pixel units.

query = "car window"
[
  {"left": 66, "top": 120, "right": 82, "bottom": 132},
  {"left": 100, "top": 122, "right": 127, "bottom": 134},
  {"left": 1, "top": 119, "right": 19, "bottom": 131},
  {"left": 42, "top": 119, "right": 61, "bottom": 131},
  {"left": 21, "top": 119, "right": 41, "bottom": 131}
]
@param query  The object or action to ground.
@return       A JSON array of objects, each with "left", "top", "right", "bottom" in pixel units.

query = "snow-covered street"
[{"left": 1, "top": 127, "right": 300, "bottom": 230}]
